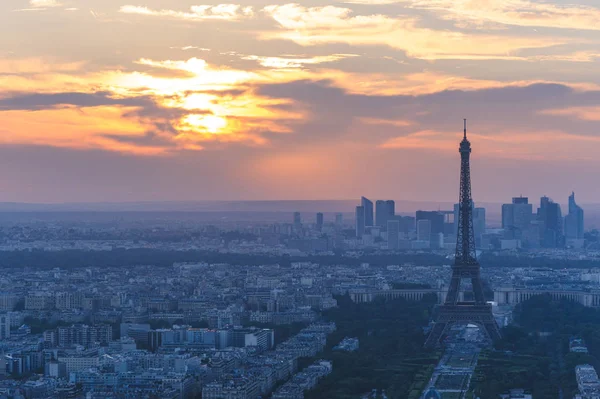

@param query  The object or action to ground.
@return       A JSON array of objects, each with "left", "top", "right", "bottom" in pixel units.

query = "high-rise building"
[
  {"left": 386, "top": 200, "right": 395, "bottom": 217},
  {"left": 376, "top": 200, "right": 395, "bottom": 229},
  {"left": 473, "top": 207, "right": 486, "bottom": 247},
  {"left": 565, "top": 192, "right": 584, "bottom": 240},
  {"left": 417, "top": 219, "right": 432, "bottom": 242},
  {"left": 316, "top": 213, "right": 324, "bottom": 231},
  {"left": 513, "top": 197, "right": 533, "bottom": 231},
  {"left": 538, "top": 196, "right": 563, "bottom": 248},
  {"left": 501, "top": 203, "right": 514, "bottom": 229},
  {"left": 416, "top": 211, "right": 444, "bottom": 242},
  {"left": 387, "top": 220, "right": 400, "bottom": 250},
  {"left": 501, "top": 197, "right": 533, "bottom": 239},
  {"left": 397, "top": 216, "right": 416, "bottom": 233},
  {"left": 355, "top": 206, "right": 365, "bottom": 238},
  {"left": 335, "top": 213, "right": 343, "bottom": 226},
  {"left": 361, "top": 197, "right": 374, "bottom": 227},
  {"left": 293, "top": 212, "right": 302, "bottom": 230}
]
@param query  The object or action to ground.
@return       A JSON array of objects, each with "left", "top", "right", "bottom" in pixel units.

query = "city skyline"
[{"left": 2, "top": 1, "right": 600, "bottom": 202}]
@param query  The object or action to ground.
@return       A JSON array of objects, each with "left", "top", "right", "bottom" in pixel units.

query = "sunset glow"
[{"left": 2, "top": 0, "right": 600, "bottom": 202}]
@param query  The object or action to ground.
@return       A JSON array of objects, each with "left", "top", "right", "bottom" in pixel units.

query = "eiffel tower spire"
[
  {"left": 455, "top": 118, "right": 477, "bottom": 266},
  {"left": 424, "top": 120, "right": 501, "bottom": 348}
]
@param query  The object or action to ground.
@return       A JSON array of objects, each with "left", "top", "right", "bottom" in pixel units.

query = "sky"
[{"left": 2, "top": 0, "right": 600, "bottom": 204}]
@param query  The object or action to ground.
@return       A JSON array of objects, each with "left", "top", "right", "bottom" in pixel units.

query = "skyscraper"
[
  {"left": 293, "top": 212, "right": 302, "bottom": 230},
  {"left": 376, "top": 200, "right": 395, "bottom": 229},
  {"left": 501, "top": 197, "right": 533, "bottom": 239},
  {"left": 355, "top": 206, "right": 365, "bottom": 238},
  {"left": 565, "top": 192, "right": 584, "bottom": 240},
  {"left": 335, "top": 213, "right": 343, "bottom": 226},
  {"left": 473, "top": 207, "right": 486, "bottom": 247},
  {"left": 417, "top": 219, "right": 432, "bottom": 242},
  {"left": 387, "top": 220, "right": 400, "bottom": 250},
  {"left": 416, "top": 211, "right": 444, "bottom": 243},
  {"left": 398, "top": 216, "right": 416, "bottom": 233},
  {"left": 316, "top": 213, "right": 324, "bottom": 231},
  {"left": 361, "top": 197, "right": 374, "bottom": 227},
  {"left": 538, "top": 196, "right": 563, "bottom": 248}
]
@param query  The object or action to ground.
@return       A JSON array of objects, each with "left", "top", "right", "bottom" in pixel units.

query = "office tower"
[
  {"left": 386, "top": 200, "right": 395, "bottom": 217},
  {"left": 355, "top": 206, "right": 365, "bottom": 238},
  {"left": 392, "top": 216, "right": 415, "bottom": 234},
  {"left": 538, "top": 196, "right": 563, "bottom": 248},
  {"left": 416, "top": 211, "right": 444, "bottom": 242},
  {"left": 513, "top": 197, "right": 533, "bottom": 230},
  {"left": 425, "top": 120, "right": 500, "bottom": 348},
  {"left": 513, "top": 196, "right": 528, "bottom": 205},
  {"left": 501, "top": 203, "right": 514, "bottom": 229},
  {"left": 442, "top": 211, "right": 455, "bottom": 235},
  {"left": 316, "top": 213, "right": 324, "bottom": 231},
  {"left": 565, "top": 192, "right": 584, "bottom": 240},
  {"left": 387, "top": 220, "right": 400, "bottom": 250},
  {"left": 376, "top": 200, "right": 386, "bottom": 228},
  {"left": 335, "top": 213, "right": 343, "bottom": 226},
  {"left": 417, "top": 219, "right": 432, "bottom": 242},
  {"left": 361, "top": 197, "right": 374, "bottom": 227},
  {"left": 399, "top": 216, "right": 416, "bottom": 233},
  {"left": 293, "top": 212, "right": 301, "bottom": 229},
  {"left": 473, "top": 207, "right": 486, "bottom": 247},
  {"left": 501, "top": 197, "right": 533, "bottom": 239},
  {"left": 376, "top": 200, "right": 395, "bottom": 229}
]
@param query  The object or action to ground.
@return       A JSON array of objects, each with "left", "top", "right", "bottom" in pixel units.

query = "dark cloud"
[
  {"left": 0, "top": 91, "right": 154, "bottom": 111},
  {"left": 257, "top": 80, "right": 600, "bottom": 144},
  {"left": 99, "top": 131, "right": 176, "bottom": 148}
]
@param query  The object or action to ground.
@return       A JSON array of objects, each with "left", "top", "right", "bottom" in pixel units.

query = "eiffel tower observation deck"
[{"left": 424, "top": 120, "right": 501, "bottom": 349}]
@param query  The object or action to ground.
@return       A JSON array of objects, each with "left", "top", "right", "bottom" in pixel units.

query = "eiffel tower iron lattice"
[{"left": 424, "top": 120, "right": 501, "bottom": 348}]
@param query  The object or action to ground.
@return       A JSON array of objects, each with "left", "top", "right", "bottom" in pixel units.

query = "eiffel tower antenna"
[{"left": 424, "top": 120, "right": 501, "bottom": 348}]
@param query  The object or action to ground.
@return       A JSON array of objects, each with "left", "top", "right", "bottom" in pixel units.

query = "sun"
[{"left": 183, "top": 114, "right": 228, "bottom": 134}]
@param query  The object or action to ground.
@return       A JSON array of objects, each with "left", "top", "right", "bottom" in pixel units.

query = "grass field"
[
  {"left": 435, "top": 373, "right": 469, "bottom": 390},
  {"left": 446, "top": 352, "right": 477, "bottom": 368}
]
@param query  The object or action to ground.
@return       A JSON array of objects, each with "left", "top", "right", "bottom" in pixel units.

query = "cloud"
[
  {"left": 0, "top": 92, "right": 154, "bottom": 111},
  {"left": 30, "top": 0, "right": 61, "bottom": 7},
  {"left": 255, "top": 79, "right": 600, "bottom": 158},
  {"left": 241, "top": 54, "right": 356, "bottom": 69},
  {"left": 14, "top": 0, "right": 63, "bottom": 11},
  {"left": 170, "top": 46, "right": 211, "bottom": 52},
  {"left": 0, "top": 55, "right": 309, "bottom": 154},
  {"left": 119, "top": 4, "right": 253, "bottom": 21},
  {"left": 261, "top": 4, "right": 565, "bottom": 60},
  {"left": 0, "top": 58, "right": 85, "bottom": 74},
  {"left": 381, "top": 129, "right": 600, "bottom": 162},
  {"left": 539, "top": 106, "right": 600, "bottom": 121},
  {"left": 406, "top": 0, "right": 600, "bottom": 31},
  {"left": 343, "top": 0, "right": 404, "bottom": 3}
]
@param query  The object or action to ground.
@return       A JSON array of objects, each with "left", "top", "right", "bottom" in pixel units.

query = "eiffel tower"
[{"left": 424, "top": 120, "right": 501, "bottom": 348}]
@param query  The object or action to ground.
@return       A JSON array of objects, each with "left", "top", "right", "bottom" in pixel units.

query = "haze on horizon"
[{"left": 2, "top": 0, "right": 600, "bottom": 204}]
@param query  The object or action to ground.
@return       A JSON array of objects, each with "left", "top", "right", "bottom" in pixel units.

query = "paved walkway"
[{"left": 421, "top": 326, "right": 485, "bottom": 399}]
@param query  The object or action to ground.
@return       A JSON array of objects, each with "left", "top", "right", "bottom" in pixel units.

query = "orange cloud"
[
  {"left": 0, "top": 106, "right": 167, "bottom": 156},
  {"left": 261, "top": 4, "right": 565, "bottom": 60},
  {"left": 119, "top": 4, "right": 253, "bottom": 21},
  {"left": 539, "top": 107, "right": 600, "bottom": 121},
  {"left": 406, "top": 0, "right": 600, "bottom": 31}
]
